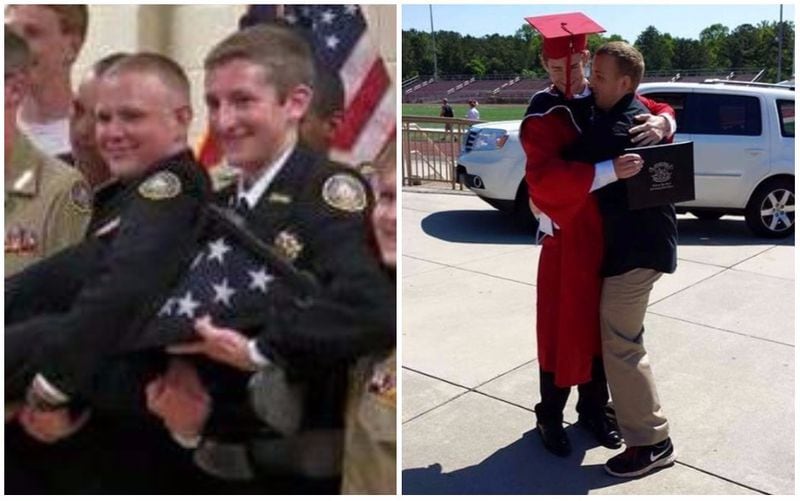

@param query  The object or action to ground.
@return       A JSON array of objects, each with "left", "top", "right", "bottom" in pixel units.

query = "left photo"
[{"left": 4, "top": 4, "right": 396, "bottom": 495}]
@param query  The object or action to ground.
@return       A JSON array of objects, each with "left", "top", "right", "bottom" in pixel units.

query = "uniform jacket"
[
  {"left": 341, "top": 349, "right": 396, "bottom": 494},
  {"left": 5, "top": 149, "right": 211, "bottom": 400},
  {"left": 192, "top": 147, "right": 395, "bottom": 482},
  {"left": 5, "top": 132, "right": 91, "bottom": 277}
]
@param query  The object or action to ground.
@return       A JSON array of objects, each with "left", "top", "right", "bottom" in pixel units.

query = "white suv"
[{"left": 457, "top": 81, "right": 795, "bottom": 238}]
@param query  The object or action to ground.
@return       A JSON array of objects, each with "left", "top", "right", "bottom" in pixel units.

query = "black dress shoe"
[
  {"left": 578, "top": 413, "right": 623, "bottom": 449},
  {"left": 536, "top": 420, "right": 571, "bottom": 457}
]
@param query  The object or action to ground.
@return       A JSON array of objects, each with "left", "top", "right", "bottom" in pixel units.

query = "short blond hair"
[
  {"left": 105, "top": 52, "right": 191, "bottom": 104},
  {"left": 204, "top": 23, "right": 314, "bottom": 102},
  {"left": 6, "top": 5, "right": 89, "bottom": 45},
  {"left": 596, "top": 41, "right": 645, "bottom": 89}
]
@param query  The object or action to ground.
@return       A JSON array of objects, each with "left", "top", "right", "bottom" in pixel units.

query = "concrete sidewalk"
[{"left": 401, "top": 190, "right": 795, "bottom": 495}]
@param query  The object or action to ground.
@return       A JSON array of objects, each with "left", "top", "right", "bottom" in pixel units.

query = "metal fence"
[{"left": 401, "top": 115, "right": 483, "bottom": 189}]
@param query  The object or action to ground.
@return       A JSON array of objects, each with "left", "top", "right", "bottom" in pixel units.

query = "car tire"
[
  {"left": 691, "top": 210, "right": 723, "bottom": 220},
  {"left": 744, "top": 178, "right": 795, "bottom": 238},
  {"left": 514, "top": 182, "right": 539, "bottom": 232}
]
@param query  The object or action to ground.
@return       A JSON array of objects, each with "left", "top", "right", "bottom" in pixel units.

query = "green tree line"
[{"left": 403, "top": 21, "right": 794, "bottom": 83}]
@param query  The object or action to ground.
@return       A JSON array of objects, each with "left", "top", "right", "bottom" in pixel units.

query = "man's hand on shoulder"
[{"left": 629, "top": 113, "right": 671, "bottom": 146}]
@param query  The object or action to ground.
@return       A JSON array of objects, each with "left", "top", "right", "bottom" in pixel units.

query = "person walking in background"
[{"left": 466, "top": 99, "right": 480, "bottom": 120}]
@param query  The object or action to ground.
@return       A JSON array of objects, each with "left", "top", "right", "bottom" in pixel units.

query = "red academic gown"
[{"left": 520, "top": 87, "right": 673, "bottom": 388}]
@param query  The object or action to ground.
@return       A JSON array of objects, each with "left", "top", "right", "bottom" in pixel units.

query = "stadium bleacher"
[{"left": 403, "top": 68, "right": 764, "bottom": 104}]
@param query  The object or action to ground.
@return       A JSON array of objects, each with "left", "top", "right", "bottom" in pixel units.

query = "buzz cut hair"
[
  {"left": 596, "top": 41, "right": 645, "bottom": 89},
  {"left": 104, "top": 52, "right": 191, "bottom": 104},
  {"left": 5, "top": 27, "right": 32, "bottom": 74},
  {"left": 204, "top": 23, "right": 315, "bottom": 102}
]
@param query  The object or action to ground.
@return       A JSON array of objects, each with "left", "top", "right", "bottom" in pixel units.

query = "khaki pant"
[{"left": 600, "top": 268, "right": 670, "bottom": 447}]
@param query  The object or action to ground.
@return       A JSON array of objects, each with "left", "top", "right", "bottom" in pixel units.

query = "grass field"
[{"left": 402, "top": 103, "right": 527, "bottom": 122}]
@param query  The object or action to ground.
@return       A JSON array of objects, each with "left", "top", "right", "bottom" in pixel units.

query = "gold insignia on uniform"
[
  {"left": 368, "top": 361, "right": 396, "bottom": 408},
  {"left": 138, "top": 171, "right": 182, "bottom": 200},
  {"left": 321, "top": 173, "right": 367, "bottom": 213},
  {"left": 274, "top": 230, "right": 304, "bottom": 262},
  {"left": 268, "top": 193, "right": 292, "bottom": 204},
  {"left": 69, "top": 181, "right": 92, "bottom": 214}
]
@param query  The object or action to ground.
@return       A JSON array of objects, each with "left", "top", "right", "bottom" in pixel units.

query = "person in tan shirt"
[
  {"left": 341, "top": 140, "right": 397, "bottom": 495},
  {"left": 4, "top": 28, "right": 90, "bottom": 277}
]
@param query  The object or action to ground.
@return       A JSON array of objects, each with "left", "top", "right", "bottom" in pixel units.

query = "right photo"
[{"left": 401, "top": 4, "right": 794, "bottom": 495}]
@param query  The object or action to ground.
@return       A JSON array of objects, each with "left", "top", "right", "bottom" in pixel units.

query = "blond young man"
[
  {"left": 565, "top": 41, "right": 677, "bottom": 477},
  {"left": 6, "top": 5, "right": 89, "bottom": 157}
]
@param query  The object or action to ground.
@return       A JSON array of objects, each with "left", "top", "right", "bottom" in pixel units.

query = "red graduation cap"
[{"left": 525, "top": 12, "right": 605, "bottom": 98}]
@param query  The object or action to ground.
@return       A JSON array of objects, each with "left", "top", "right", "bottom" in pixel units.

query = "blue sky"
[{"left": 402, "top": 4, "right": 795, "bottom": 43}]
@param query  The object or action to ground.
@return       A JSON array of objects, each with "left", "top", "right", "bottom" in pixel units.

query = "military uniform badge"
[
  {"left": 274, "top": 230, "right": 304, "bottom": 262},
  {"left": 69, "top": 181, "right": 93, "bottom": 214},
  {"left": 322, "top": 173, "right": 367, "bottom": 213},
  {"left": 138, "top": 171, "right": 182, "bottom": 200},
  {"left": 367, "top": 359, "right": 396, "bottom": 408}
]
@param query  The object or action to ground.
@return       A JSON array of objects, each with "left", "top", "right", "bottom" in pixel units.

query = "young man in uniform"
[
  {"left": 143, "top": 24, "right": 395, "bottom": 492},
  {"left": 5, "top": 5, "right": 88, "bottom": 158},
  {"left": 5, "top": 52, "right": 214, "bottom": 494},
  {"left": 568, "top": 41, "right": 677, "bottom": 478},
  {"left": 4, "top": 28, "right": 90, "bottom": 278},
  {"left": 520, "top": 12, "right": 675, "bottom": 458},
  {"left": 6, "top": 53, "right": 211, "bottom": 411}
]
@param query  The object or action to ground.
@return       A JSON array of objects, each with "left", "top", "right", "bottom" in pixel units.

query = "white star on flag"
[
  {"left": 207, "top": 238, "right": 231, "bottom": 265},
  {"left": 326, "top": 35, "right": 340, "bottom": 50},
  {"left": 321, "top": 9, "right": 336, "bottom": 24},
  {"left": 176, "top": 291, "right": 201, "bottom": 318},
  {"left": 248, "top": 267, "right": 274, "bottom": 293},
  {"left": 344, "top": 5, "right": 357, "bottom": 16},
  {"left": 212, "top": 278, "right": 236, "bottom": 308}
]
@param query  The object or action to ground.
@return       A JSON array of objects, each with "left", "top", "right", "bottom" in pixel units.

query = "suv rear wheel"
[{"left": 745, "top": 178, "right": 795, "bottom": 238}]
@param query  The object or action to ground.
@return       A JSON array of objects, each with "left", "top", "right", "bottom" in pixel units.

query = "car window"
[
  {"left": 640, "top": 92, "right": 688, "bottom": 133},
  {"left": 777, "top": 99, "right": 795, "bottom": 137},
  {"left": 687, "top": 93, "right": 762, "bottom": 136}
]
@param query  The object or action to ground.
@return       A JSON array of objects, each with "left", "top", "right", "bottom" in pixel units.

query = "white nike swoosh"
[{"left": 650, "top": 446, "right": 671, "bottom": 462}]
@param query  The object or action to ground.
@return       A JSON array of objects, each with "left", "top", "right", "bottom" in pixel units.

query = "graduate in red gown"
[{"left": 519, "top": 12, "right": 675, "bottom": 457}]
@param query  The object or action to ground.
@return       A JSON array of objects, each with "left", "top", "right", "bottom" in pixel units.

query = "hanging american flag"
[{"left": 197, "top": 5, "right": 395, "bottom": 168}]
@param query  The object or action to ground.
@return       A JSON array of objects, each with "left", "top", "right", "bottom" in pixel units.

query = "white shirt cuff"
[
  {"left": 32, "top": 373, "right": 70, "bottom": 405},
  {"left": 171, "top": 432, "right": 202, "bottom": 449},
  {"left": 659, "top": 113, "right": 677, "bottom": 137},
  {"left": 591, "top": 160, "right": 618, "bottom": 192},
  {"left": 248, "top": 339, "right": 272, "bottom": 368}
]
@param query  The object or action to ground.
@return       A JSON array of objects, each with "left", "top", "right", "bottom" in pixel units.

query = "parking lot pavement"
[{"left": 401, "top": 190, "right": 795, "bottom": 495}]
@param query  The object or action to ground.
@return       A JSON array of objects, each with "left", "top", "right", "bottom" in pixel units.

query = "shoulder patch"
[
  {"left": 138, "top": 171, "right": 182, "bottom": 200},
  {"left": 321, "top": 173, "right": 367, "bottom": 213},
  {"left": 69, "top": 180, "right": 92, "bottom": 214}
]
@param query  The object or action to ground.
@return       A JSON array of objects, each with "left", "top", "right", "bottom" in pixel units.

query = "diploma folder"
[{"left": 624, "top": 141, "right": 695, "bottom": 210}]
